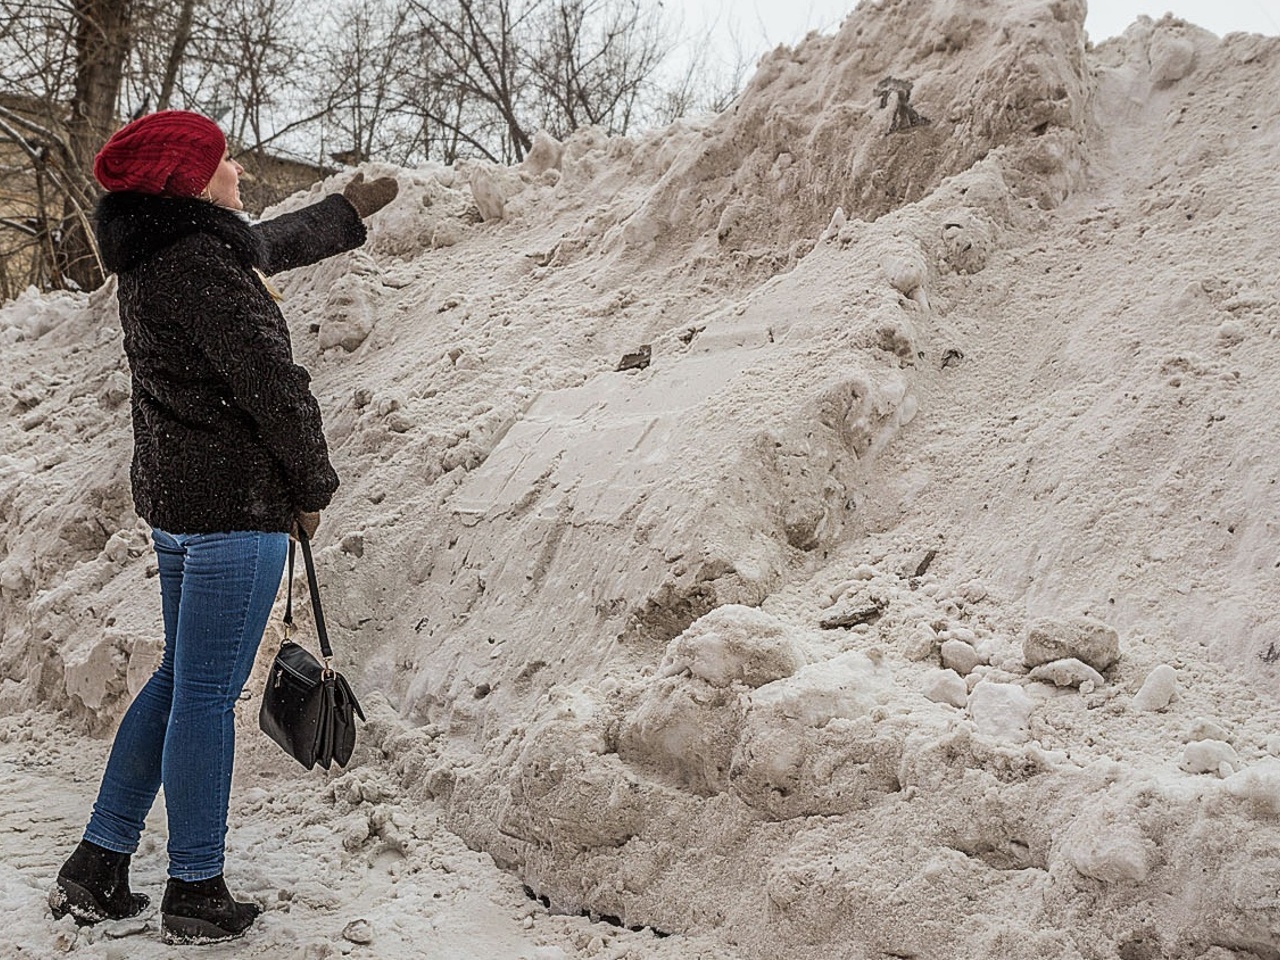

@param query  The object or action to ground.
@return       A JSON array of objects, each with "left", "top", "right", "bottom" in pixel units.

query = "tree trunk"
[
  {"left": 60, "top": 0, "right": 134, "bottom": 290},
  {"left": 158, "top": 0, "right": 197, "bottom": 111}
]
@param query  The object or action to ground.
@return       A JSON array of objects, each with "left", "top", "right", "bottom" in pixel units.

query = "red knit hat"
[{"left": 93, "top": 111, "right": 226, "bottom": 196}]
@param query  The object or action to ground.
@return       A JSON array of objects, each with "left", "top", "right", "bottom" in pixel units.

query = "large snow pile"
[{"left": 5, "top": 0, "right": 1280, "bottom": 957}]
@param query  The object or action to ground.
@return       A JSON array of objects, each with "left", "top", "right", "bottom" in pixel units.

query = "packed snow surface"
[{"left": 4, "top": 1, "right": 1280, "bottom": 957}]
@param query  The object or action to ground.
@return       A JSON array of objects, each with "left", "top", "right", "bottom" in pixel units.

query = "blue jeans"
[{"left": 84, "top": 529, "right": 288, "bottom": 881}]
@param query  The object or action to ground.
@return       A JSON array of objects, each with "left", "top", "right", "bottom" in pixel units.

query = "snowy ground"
[
  {"left": 2, "top": 708, "right": 716, "bottom": 960},
  {"left": 5, "top": 0, "right": 1280, "bottom": 957}
]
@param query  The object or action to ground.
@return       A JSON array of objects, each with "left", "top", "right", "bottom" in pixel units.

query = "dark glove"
[
  {"left": 342, "top": 172, "right": 399, "bottom": 218},
  {"left": 292, "top": 511, "right": 321, "bottom": 541}
]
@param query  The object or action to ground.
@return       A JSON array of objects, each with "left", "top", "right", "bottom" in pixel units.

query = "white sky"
[{"left": 668, "top": 0, "right": 1280, "bottom": 68}]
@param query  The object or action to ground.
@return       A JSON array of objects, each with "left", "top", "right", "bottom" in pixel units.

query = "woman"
[{"left": 48, "top": 110, "right": 397, "bottom": 944}]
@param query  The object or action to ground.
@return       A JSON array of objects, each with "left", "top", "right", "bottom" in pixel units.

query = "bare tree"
[
  {"left": 314, "top": 0, "right": 419, "bottom": 165},
  {"left": 0, "top": 0, "right": 216, "bottom": 290},
  {"left": 653, "top": 11, "right": 753, "bottom": 124},
  {"left": 0, "top": 0, "right": 739, "bottom": 293},
  {"left": 202, "top": 0, "right": 305, "bottom": 161},
  {"left": 157, "top": 0, "right": 198, "bottom": 110},
  {"left": 407, "top": 0, "right": 535, "bottom": 162},
  {"left": 401, "top": 0, "right": 677, "bottom": 164},
  {"left": 528, "top": 0, "right": 669, "bottom": 137},
  {"left": 0, "top": 0, "right": 131, "bottom": 290},
  {"left": 73, "top": 0, "right": 134, "bottom": 166}
]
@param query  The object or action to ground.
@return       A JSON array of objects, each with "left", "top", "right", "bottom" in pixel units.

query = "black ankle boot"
[
  {"left": 48, "top": 839, "right": 150, "bottom": 925},
  {"left": 160, "top": 875, "right": 262, "bottom": 944}
]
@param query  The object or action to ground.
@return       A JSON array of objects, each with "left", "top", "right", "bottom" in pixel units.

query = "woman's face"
[{"left": 204, "top": 151, "right": 244, "bottom": 209}]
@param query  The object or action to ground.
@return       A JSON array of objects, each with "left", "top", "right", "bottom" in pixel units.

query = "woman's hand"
[
  {"left": 342, "top": 173, "right": 399, "bottom": 218},
  {"left": 292, "top": 511, "right": 321, "bottom": 541}
]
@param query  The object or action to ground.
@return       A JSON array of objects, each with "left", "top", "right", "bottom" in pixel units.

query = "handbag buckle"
[
  {"left": 322, "top": 656, "right": 334, "bottom": 679},
  {"left": 284, "top": 620, "right": 295, "bottom": 641}
]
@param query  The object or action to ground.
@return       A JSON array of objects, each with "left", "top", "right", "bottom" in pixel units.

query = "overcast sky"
[{"left": 667, "top": 0, "right": 1280, "bottom": 69}]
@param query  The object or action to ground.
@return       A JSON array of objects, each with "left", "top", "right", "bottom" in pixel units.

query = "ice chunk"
[
  {"left": 924, "top": 668, "right": 967, "bottom": 708},
  {"left": 657, "top": 605, "right": 806, "bottom": 689},
  {"left": 1181, "top": 739, "right": 1238, "bottom": 777},
  {"left": 940, "top": 639, "right": 980, "bottom": 676},
  {"left": 1028, "top": 657, "right": 1105, "bottom": 689},
  {"left": 966, "top": 681, "right": 1034, "bottom": 741},
  {"left": 1224, "top": 758, "right": 1280, "bottom": 813},
  {"left": 1133, "top": 664, "right": 1177, "bottom": 712},
  {"left": 1064, "top": 819, "right": 1151, "bottom": 883},
  {"left": 1024, "top": 616, "right": 1120, "bottom": 671}
]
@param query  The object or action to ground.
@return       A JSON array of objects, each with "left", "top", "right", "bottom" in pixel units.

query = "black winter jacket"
[{"left": 95, "top": 191, "right": 366, "bottom": 534}]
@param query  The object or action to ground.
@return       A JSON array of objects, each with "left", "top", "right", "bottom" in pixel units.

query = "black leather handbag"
[{"left": 259, "top": 530, "right": 364, "bottom": 770}]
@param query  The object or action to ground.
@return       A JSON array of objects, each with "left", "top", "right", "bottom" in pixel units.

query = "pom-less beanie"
[{"left": 93, "top": 111, "right": 226, "bottom": 196}]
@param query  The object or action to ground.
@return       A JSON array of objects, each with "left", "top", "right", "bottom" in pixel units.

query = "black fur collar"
[{"left": 95, "top": 192, "right": 264, "bottom": 274}]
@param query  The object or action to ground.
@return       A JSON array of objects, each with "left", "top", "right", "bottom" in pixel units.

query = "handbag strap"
[{"left": 283, "top": 529, "right": 334, "bottom": 664}]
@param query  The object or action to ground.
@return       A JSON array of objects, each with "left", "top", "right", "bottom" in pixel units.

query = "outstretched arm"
[
  {"left": 252, "top": 194, "right": 367, "bottom": 275},
  {"left": 253, "top": 175, "right": 399, "bottom": 275}
]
